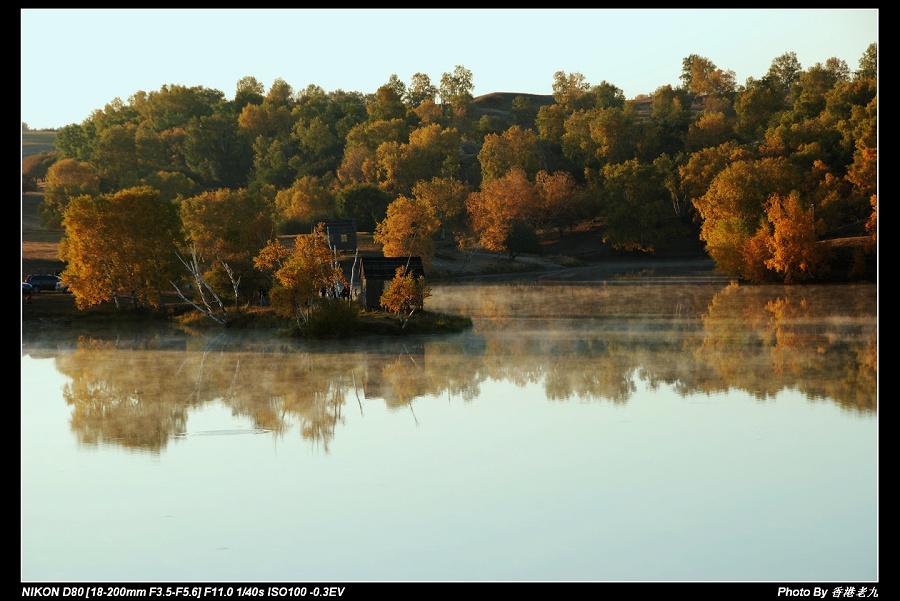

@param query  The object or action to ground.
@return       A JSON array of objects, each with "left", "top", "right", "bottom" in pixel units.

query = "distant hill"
[{"left": 22, "top": 130, "right": 57, "bottom": 158}]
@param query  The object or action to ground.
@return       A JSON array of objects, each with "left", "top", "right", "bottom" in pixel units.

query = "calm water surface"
[{"left": 21, "top": 266, "right": 878, "bottom": 582}]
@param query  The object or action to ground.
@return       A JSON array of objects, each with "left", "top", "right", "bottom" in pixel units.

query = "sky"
[{"left": 21, "top": 9, "right": 878, "bottom": 131}]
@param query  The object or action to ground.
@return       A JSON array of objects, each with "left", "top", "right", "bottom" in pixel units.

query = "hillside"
[{"left": 21, "top": 130, "right": 57, "bottom": 157}]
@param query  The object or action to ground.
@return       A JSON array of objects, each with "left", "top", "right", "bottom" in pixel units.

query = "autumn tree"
[
  {"left": 180, "top": 187, "right": 275, "bottom": 305},
  {"left": 533, "top": 170, "right": 582, "bottom": 236},
  {"left": 253, "top": 223, "right": 346, "bottom": 328},
  {"left": 22, "top": 150, "right": 58, "bottom": 191},
  {"left": 763, "top": 191, "right": 828, "bottom": 283},
  {"left": 375, "top": 123, "right": 460, "bottom": 196},
  {"left": 465, "top": 168, "right": 537, "bottom": 254},
  {"left": 478, "top": 126, "right": 539, "bottom": 181},
  {"left": 373, "top": 195, "right": 440, "bottom": 266},
  {"left": 60, "top": 186, "right": 182, "bottom": 310},
  {"left": 694, "top": 157, "right": 799, "bottom": 278},
  {"left": 274, "top": 175, "right": 336, "bottom": 229},
  {"left": 680, "top": 54, "right": 736, "bottom": 100},
  {"left": 40, "top": 158, "right": 102, "bottom": 228},
  {"left": 412, "top": 177, "right": 469, "bottom": 239},
  {"left": 380, "top": 266, "right": 431, "bottom": 329}
]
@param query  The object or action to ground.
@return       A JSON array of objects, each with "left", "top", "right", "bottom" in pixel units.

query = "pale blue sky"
[{"left": 21, "top": 9, "right": 878, "bottom": 130}]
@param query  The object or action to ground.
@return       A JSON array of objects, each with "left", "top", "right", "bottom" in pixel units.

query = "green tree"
[
  {"left": 407, "top": 73, "right": 437, "bottom": 107},
  {"left": 375, "top": 123, "right": 461, "bottom": 196},
  {"left": 335, "top": 184, "right": 392, "bottom": 232},
  {"left": 552, "top": 71, "right": 593, "bottom": 113},
  {"left": 367, "top": 83, "right": 407, "bottom": 122},
  {"left": 734, "top": 77, "right": 785, "bottom": 141},
  {"left": 503, "top": 221, "right": 542, "bottom": 260},
  {"left": 694, "top": 157, "right": 799, "bottom": 278},
  {"left": 182, "top": 109, "right": 253, "bottom": 189},
  {"left": 478, "top": 126, "right": 539, "bottom": 182},
  {"left": 511, "top": 95, "right": 538, "bottom": 127},
  {"left": 856, "top": 43, "right": 877, "bottom": 80},
  {"left": 593, "top": 81, "right": 626, "bottom": 109},
  {"left": 233, "top": 75, "right": 265, "bottom": 110},
  {"left": 439, "top": 65, "right": 474, "bottom": 107},
  {"left": 765, "top": 52, "right": 803, "bottom": 101},
  {"left": 600, "top": 158, "right": 674, "bottom": 252}
]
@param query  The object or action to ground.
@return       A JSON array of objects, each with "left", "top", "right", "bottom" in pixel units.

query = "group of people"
[{"left": 320, "top": 285, "right": 352, "bottom": 300}]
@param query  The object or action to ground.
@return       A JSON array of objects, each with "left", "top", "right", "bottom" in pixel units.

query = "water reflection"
[
  {"left": 22, "top": 279, "right": 877, "bottom": 454},
  {"left": 21, "top": 271, "right": 878, "bottom": 582}
]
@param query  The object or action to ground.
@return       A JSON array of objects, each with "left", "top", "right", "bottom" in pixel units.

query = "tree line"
[{"left": 22, "top": 46, "right": 878, "bottom": 321}]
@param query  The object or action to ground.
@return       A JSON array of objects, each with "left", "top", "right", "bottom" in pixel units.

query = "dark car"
[
  {"left": 24, "top": 273, "right": 68, "bottom": 293},
  {"left": 22, "top": 282, "right": 33, "bottom": 295}
]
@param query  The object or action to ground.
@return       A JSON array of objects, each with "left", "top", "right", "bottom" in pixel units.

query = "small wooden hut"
[
  {"left": 358, "top": 256, "right": 425, "bottom": 309},
  {"left": 320, "top": 219, "right": 358, "bottom": 252}
]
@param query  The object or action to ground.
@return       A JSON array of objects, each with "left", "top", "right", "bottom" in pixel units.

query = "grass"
[{"left": 22, "top": 130, "right": 57, "bottom": 157}]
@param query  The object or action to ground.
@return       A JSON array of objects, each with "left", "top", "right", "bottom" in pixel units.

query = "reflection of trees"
[
  {"left": 693, "top": 283, "right": 877, "bottom": 412},
  {"left": 57, "top": 335, "right": 364, "bottom": 453},
  {"left": 431, "top": 280, "right": 876, "bottom": 412},
  {"left": 46, "top": 281, "right": 876, "bottom": 452}
]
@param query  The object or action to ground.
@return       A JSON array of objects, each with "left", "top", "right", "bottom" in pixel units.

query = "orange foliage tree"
[
  {"left": 373, "top": 195, "right": 440, "bottom": 267},
  {"left": 764, "top": 191, "right": 828, "bottom": 283}
]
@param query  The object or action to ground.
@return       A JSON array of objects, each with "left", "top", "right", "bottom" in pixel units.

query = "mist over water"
[{"left": 21, "top": 268, "right": 877, "bottom": 581}]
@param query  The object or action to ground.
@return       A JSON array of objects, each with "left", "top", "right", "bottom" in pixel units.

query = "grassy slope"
[{"left": 22, "top": 130, "right": 57, "bottom": 157}]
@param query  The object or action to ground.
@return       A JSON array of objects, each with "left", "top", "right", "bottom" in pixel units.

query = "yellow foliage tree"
[
  {"left": 41, "top": 158, "right": 101, "bottom": 228},
  {"left": 274, "top": 175, "right": 335, "bottom": 226},
  {"left": 60, "top": 186, "right": 182, "bottom": 310},
  {"left": 253, "top": 223, "right": 345, "bottom": 327},
  {"left": 373, "top": 195, "right": 440, "bottom": 267},
  {"left": 380, "top": 266, "right": 431, "bottom": 329}
]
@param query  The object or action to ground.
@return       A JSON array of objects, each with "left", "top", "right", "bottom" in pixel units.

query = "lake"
[{"left": 21, "top": 264, "right": 878, "bottom": 583}]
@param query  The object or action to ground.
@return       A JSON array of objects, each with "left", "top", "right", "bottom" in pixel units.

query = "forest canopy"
[{"left": 28, "top": 46, "right": 878, "bottom": 314}]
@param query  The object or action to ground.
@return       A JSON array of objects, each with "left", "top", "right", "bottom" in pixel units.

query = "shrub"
[{"left": 305, "top": 298, "right": 360, "bottom": 338}]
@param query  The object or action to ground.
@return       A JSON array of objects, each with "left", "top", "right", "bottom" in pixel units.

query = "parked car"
[
  {"left": 24, "top": 273, "right": 68, "bottom": 293},
  {"left": 22, "top": 281, "right": 33, "bottom": 295}
]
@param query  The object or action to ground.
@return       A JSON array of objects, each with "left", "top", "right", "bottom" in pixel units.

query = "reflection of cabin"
[
  {"left": 358, "top": 256, "right": 425, "bottom": 309},
  {"left": 320, "top": 219, "right": 357, "bottom": 252}
]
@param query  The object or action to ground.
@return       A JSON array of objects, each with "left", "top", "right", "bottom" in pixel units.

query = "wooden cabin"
[
  {"left": 358, "top": 256, "right": 425, "bottom": 309},
  {"left": 320, "top": 219, "right": 357, "bottom": 252}
]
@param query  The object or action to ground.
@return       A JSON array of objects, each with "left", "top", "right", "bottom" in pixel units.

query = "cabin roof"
[{"left": 360, "top": 256, "right": 425, "bottom": 280}]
